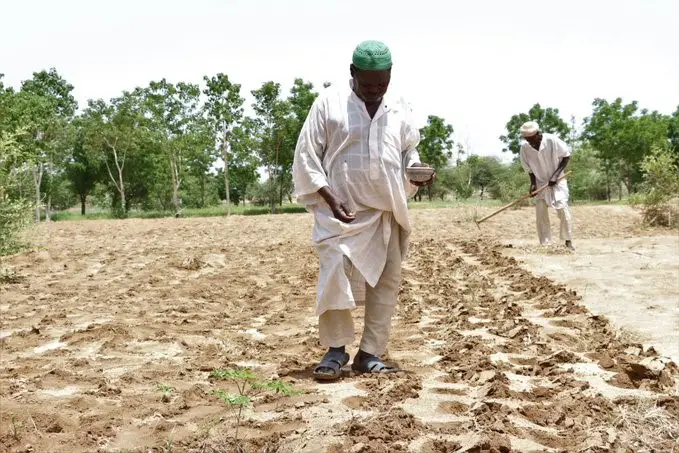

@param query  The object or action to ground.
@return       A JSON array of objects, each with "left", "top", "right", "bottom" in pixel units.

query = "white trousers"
[
  {"left": 318, "top": 216, "right": 402, "bottom": 357},
  {"left": 535, "top": 199, "right": 573, "bottom": 244}
]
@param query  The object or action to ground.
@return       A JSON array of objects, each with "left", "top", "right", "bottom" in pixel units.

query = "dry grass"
[
  {"left": 615, "top": 327, "right": 647, "bottom": 345},
  {"left": 614, "top": 397, "right": 679, "bottom": 451},
  {"left": 643, "top": 204, "right": 679, "bottom": 229},
  {"left": 0, "top": 264, "right": 22, "bottom": 283}
]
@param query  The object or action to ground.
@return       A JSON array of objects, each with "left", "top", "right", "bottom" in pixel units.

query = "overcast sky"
[{"left": 2, "top": 0, "right": 678, "bottom": 163}]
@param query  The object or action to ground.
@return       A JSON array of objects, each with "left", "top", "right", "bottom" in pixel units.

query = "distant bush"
[
  {"left": 242, "top": 205, "right": 307, "bottom": 216},
  {"left": 634, "top": 145, "right": 679, "bottom": 227},
  {"left": 489, "top": 161, "right": 530, "bottom": 206},
  {"left": 0, "top": 199, "right": 32, "bottom": 256},
  {"left": 0, "top": 130, "right": 33, "bottom": 256}
]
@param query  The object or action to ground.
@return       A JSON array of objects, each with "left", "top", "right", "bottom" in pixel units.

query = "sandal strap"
[{"left": 314, "top": 351, "right": 349, "bottom": 372}]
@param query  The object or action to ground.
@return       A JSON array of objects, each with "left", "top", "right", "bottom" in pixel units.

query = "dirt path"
[
  {"left": 504, "top": 236, "right": 679, "bottom": 363},
  {"left": 1, "top": 206, "right": 677, "bottom": 452}
]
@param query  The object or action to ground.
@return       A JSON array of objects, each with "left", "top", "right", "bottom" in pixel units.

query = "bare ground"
[{"left": 1, "top": 204, "right": 677, "bottom": 453}]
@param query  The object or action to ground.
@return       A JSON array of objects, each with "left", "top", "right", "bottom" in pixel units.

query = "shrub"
[
  {"left": 0, "top": 199, "right": 32, "bottom": 256},
  {"left": 636, "top": 145, "right": 679, "bottom": 227}
]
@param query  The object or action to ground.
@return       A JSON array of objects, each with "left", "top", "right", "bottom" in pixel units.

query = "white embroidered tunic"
[{"left": 292, "top": 81, "right": 421, "bottom": 315}]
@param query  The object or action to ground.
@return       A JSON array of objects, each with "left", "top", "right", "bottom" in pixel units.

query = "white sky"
[{"left": 2, "top": 0, "right": 678, "bottom": 164}]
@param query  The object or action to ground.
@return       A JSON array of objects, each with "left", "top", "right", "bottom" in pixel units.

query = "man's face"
[
  {"left": 525, "top": 132, "right": 542, "bottom": 150},
  {"left": 350, "top": 66, "right": 391, "bottom": 105}
]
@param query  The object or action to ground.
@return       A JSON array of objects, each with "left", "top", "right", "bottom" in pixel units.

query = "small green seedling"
[
  {"left": 155, "top": 383, "right": 175, "bottom": 394},
  {"left": 210, "top": 368, "right": 303, "bottom": 445},
  {"left": 10, "top": 415, "right": 21, "bottom": 439}
]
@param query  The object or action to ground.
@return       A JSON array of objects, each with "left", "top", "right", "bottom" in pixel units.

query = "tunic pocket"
[{"left": 380, "top": 120, "right": 403, "bottom": 171}]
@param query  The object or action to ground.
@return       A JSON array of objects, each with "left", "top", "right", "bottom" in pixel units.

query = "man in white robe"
[
  {"left": 519, "top": 121, "right": 575, "bottom": 250},
  {"left": 292, "top": 40, "right": 434, "bottom": 380}
]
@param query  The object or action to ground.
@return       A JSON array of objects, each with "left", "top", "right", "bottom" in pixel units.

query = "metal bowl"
[{"left": 405, "top": 166, "right": 435, "bottom": 182}]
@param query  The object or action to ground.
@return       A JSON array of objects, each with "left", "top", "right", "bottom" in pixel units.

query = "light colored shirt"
[
  {"left": 519, "top": 133, "right": 571, "bottom": 209},
  {"left": 292, "top": 80, "right": 421, "bottom": 315}
]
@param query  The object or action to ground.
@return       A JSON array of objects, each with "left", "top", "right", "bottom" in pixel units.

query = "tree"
[
  {"left": 416, "top": 115, "right": 454, "bottom": 201},
  {"left": 18, "top": 68, "right": 77, "bottom": 222},
  {"left": 488, "top": 159, "right": 530, "bottom": 204},
  {"left": 582, "top": 98, "right": 669, "bottom": 198},
  {"left": 450, "top": 163, "right": 474, "bottom": 200},
  {"left": 251, "top": 82, "right": 291, "bottom": 213},
  {"left": 222, "top": 118, "right": 259, "bottom": 205},
  {"left": 203, "top": 73, "right": 245, "bottom": 215},
  {"left": 64, "top": 122, "right": 102, "bottom": 214},
  {"left": 283, "top": 79, "right": 318, "bottom": 204},
  {"left": 182, "top": 119, "right": 217, "bottom": 209},
  {"left": 500, "top": 103, "right": 570, "bottom": 154},
  {"left": 81, "top": 90, "right": 147, "bottom": 217},
  {"left": 567, "top": 145, "right": 608, "bottom": 201},
  {"left": 0, "top": 128, "right": 33, "bottom": 255},
  {"left": 468, "top": 155, "right": 504, "bottom": 199},
  {"left": 144, "top": 79, "right": 202, "bottom": 217}
]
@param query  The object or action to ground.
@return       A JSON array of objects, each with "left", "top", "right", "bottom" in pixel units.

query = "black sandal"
[
  {"left": 351, "top": 350, "right": 401, "bottom": 374},
  {"left": 313, "top": 349, "right": 350, "bottom": 381}
]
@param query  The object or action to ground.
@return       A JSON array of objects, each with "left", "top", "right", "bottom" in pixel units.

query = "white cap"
[{"left": 520, "top": 121, "right": 540, "bottom": 137}]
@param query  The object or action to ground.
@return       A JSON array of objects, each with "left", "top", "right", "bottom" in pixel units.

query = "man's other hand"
[{"left": 329, "top": 200, "right": 356, "bottom": 223}]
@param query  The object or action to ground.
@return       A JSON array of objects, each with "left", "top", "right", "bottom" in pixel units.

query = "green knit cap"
[{"left": 352, "top": 40, "right": 392, "bottom": 71}]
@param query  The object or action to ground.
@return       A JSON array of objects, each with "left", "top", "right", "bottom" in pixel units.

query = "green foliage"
[
  {"left": 635, "top": 145, "right": 679, "bottom": 227},
  {"left": 244, "top": 180, "right": 274, "bottom": 207},
  {"left": 582, "top": 97, "right": 669, "bottom": 195},
  {"left": 0, "top": 198, "right": 32, "bottom": 256},
  {"left": 450, "top": 164, "right": 474, "bottom": 200},
  {"left": 427, "top": 167, "right": 455, "bottom": 201},
  {"left": 65, "top": 125, "right": 103, "bottom": 214},
  {"left": 567, "top": 145, "right": 609, "bottom": 201},
  {"left": 252, "top": 379, "right": 303, "bottom": 397},
  {"left": 4, "top": 66, "right": 679, "bottom": 225},
  {"left": 415, "top": 115, "right": 455, "bottom": 201},
  {"left": 467, "top": 155, "right": 504, "bottom": 199},
  {"left": 418, "top": 115, "right": 454, "bottom": 170},
  {"left": 213, "top": 389, "right": 252, "bottom": 407},
  {"left": 155, "top": 383, "right": 175, "bottom": 394},
  {"left": 667, "top": 106, "right": 679, "bottom": 156},
  {"left": 210, "top": 367, "right": 302, "bottom": 445},
  {"left": 489, "top": 160, "right": 530, "bottom": 205},
  {"left": 0, "top": 128, "right": 33, "bottom": 256},
  {"left": 500, "top": 103, "right": 571, "bottom": 154}
]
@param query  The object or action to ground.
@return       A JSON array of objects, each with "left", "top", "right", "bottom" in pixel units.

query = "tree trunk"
[
  {"left": 270, "top": 134, "right": 283, "bottom": 214},
  {"left": 279, "top": 170, "right": 285, "bottom": 206},
  {"left": 81, "top": 194, "right": 87, "bottom": 215},
  {"left": 222, "top": 130, "right": 231, "bottom": 216},
  {"left": 170, "top": 153, "right": 181, "bottom": 217},
  {"left": 604, "top": 159, "right": 611, "bottom": 202},
  {"left": 118, "top": 167, "right": 126, "bottom": 211},
  {"left": 199, "top": 172, "right": 206, "bottom": 208},
  {"left": 45, "top": 159, "right": 51, "bottom": 223},
  {"left": 104, "top": 139, "right": 127, "bottom": 213},
  {"left": 627, "top": 172, "right": 633, "bottom": 197},
  {"left": 33, "top": 163, "right": 43, "bottom": 223}
]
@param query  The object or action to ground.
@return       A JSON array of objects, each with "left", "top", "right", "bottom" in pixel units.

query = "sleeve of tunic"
[
  {"left": 400, "top": 100, "right": 422, "bottom": 197},
  {"left": 292, "top": 96, "right": 328, "bottom": 204},
  {"left": 401, "top": 100, "right": 421, "bottom": 168},
  {"left": 553, "top": 136, "right": 571, "bottom": 159},
  {"left": 519, "top": 143, "right": 532, "bottom": 174}
]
